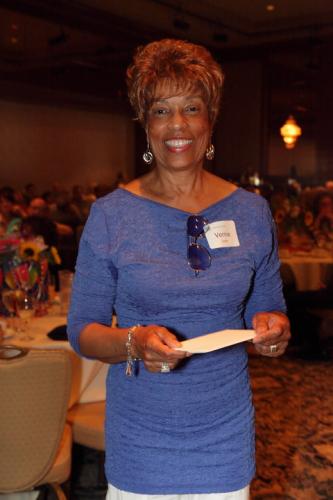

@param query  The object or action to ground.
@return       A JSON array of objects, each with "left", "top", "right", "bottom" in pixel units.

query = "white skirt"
[{"left": 106, "top": 483, "right": 250, "bottom": 500}]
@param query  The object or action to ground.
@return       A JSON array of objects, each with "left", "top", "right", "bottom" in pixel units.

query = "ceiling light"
[
  {"left": 266, "top": 4, "right": 275, "bottom": 12},
  {"left": 280, "top": 116, "right": 302, "bottom": 149}
]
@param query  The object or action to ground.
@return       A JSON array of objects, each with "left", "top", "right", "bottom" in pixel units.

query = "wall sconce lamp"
[{"left": 280, "top": 115, "right": 302, "bottom": 149}]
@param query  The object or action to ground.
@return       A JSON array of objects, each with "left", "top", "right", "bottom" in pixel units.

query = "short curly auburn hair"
[{"left": 126, "top": 39, "right": 224, "bottom": 127}]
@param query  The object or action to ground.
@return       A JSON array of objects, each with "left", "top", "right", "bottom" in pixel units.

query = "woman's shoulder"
[
  {"left": 234, "top": 190, "right": 272, "bottom": 224},
  {"left": 205, "top": 175, "right": 268, "bottom": 210},
  {"left": 204, "top": 173, "right": 266, "bottom": 207},
  {"left": 235, "top": 187, "right": 269, "bottom": 207},
  {"left": 210, "top": 185, "right": 272, "bottom": 230}
]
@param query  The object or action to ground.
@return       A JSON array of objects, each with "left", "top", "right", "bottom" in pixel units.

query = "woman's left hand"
[{"left": 252, "top": 311, "right": 291, "bottom": 357}]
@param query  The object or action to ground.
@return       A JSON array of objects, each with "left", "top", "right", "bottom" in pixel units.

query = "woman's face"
[{"left": 146, "top": 87, "right": 211, "bottom": 172}]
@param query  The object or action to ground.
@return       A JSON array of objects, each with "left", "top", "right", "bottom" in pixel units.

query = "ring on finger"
[
  {"left": 269, "top": 344, "right": 278, "bottom": 354},
  {"left": 160, "top": 361, "right": 170, "bottom": 373}
]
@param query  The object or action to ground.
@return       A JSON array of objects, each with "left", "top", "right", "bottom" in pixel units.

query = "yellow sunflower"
[{"left": 19, "top": 241, "right": 42, "bottom": 261}]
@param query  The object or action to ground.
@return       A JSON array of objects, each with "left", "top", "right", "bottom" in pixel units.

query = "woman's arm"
[
  {"left": 244, "top": 201, "right": 290, "bottom": 356},
  {"left": 67, "top": 202, "right": 188, "bottom": 372},
  {"left": 78, "top": 322, "right": 188, "bottom": 372}
]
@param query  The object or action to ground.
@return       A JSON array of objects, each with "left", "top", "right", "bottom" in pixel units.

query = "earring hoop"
[
  {"left": 143, "top": 140, "right": 154, "bottom": 165},
  {"left": 206, "top": 144, "right": 215, "bottom": 160}
]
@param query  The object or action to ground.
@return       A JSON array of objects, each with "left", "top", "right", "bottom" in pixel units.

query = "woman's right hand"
[{"left": 132, "top": 325, "right": 189, "bottom": 373}]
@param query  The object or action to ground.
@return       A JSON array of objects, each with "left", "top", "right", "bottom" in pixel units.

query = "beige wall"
[
  {"left": 213, "top": 57, "right": 329, "bottom": 184},
  {"left": 1, "top": 49, "right": 330, "bottom": 192},
  {"left": 315, "top": 40, "right": 333, "bottom": 181},
  {"left": 0, "top": 100, "right": 135, "bottom": 192},
  {"left": 268, "top": 133, "right": 317, "bottom": 179},
  {"left": 214, "top": 60, "right": 264, "bottom": 180}
]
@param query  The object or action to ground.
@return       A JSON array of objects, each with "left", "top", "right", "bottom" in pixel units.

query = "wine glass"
[
  {"left": 34, "top": 258, "right": 49, "bottom": 316},
  {"left": 1, "top": 288, "right": 20, "bottom": 337},
  {"left": 16, "top": 291, "right": 35, "bottom": 340}
]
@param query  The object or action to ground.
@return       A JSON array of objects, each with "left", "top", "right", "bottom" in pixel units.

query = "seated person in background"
[
  {"left": 71, "top": 184, "right": 92, "bottom": 223},
  {"left": 83, "top": 183, "right": 97, "bottom": 203},
  {"left": 43, "top": 194, "right": 80, "bottom": 272},
  {"left": 22, "top": 183, "right": 37, "bottom": 206},
  {"left": 42, "top": 191, "right": 58, "bottom": 215},
  {"left": 21, "top": 215, "right": 58, "bottom": 247},
  {"left": 21, "top": 215, "right": 61, "bottom": 291},
  {"left": 49, "top": 194, "right": 81, "bottom": 232},
  {"left": 0, "top": 187, "right": 23, "bottom": 236},
  {"left": 29, "top": 197, "right": 73, "bottom": 237},
  {"left": 29, "top": 197, "right": 49, "bottom": 217},
  {"left": 313, "top": 191, "right": 333, "bottom": 239}
]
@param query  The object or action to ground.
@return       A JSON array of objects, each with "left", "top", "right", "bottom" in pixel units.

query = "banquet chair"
[{"left": 0, "top": 345, "right": 72, "bottom": 499}]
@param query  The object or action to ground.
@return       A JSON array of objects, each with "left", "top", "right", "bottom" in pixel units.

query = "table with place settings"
[
  {"left": 2, "top": 313, "right": 108, "bottom": 408},
  {"left": 279, "top": 248, "right": 333, "bottom": 292}
]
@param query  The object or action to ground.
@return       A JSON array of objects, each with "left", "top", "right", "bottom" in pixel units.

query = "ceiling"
[
  {"left": 1, "top": 0, "right": 333, "bottom": 109},
  {"left": 80, "top": 0, "right": 333, "bottom": 46}
]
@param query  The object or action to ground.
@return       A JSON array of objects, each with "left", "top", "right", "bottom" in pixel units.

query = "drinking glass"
[
  {"left": 34, "top": 258, "right": 49, "bottom": 316},
  {"left": 16, "top": 291, "right": 35, "bottom": 340},
  {"left": 2, "top": 288, "right": 17, "bottom": 316},
  {"left": 1, "top": 288, "right": 20, "bottom": 336}
]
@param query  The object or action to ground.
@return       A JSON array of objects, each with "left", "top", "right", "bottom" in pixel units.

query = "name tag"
[{"left": 204, "top": 220, "right": 240, "bottom": 249}]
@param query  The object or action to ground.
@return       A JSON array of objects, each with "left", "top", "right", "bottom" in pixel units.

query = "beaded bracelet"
[{"left": 125, "top": 324, "right": 140, "bottom": 376}]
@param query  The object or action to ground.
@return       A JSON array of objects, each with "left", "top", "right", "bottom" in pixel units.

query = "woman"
[{"left": 68, "top": 39, "right": 290, "bottom": 499}]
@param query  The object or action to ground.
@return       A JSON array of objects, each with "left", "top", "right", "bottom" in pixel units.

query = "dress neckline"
[{"left": 117, "top": 187, "right": 241, "bottom": 216}]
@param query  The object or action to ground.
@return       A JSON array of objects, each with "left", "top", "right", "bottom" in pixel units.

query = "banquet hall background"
[
  {"left": 1, "top": 2, "right": 333, "bottom": 499},
  {"left": 2, "top": 1, "right": 333, "bottom": 190}
]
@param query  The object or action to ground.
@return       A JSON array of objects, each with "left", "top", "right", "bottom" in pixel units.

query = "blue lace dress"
[{"left": 68, "top": 187, "right": 286, "bottom": 494}]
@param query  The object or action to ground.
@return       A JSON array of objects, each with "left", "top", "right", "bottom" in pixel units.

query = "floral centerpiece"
[
  {"left": 273, "top": 200, "right": 316, "bottom": 252},
  {"left": 273, "top": 195, "right": 333, "bottom": 253},
  {"left": 0, "top": 236, "right": 61, "bottom": 316}
]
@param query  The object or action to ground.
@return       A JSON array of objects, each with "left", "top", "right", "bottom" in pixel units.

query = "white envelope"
[{"left": 176, "top": 329, "right": 255, "bottom": 353}]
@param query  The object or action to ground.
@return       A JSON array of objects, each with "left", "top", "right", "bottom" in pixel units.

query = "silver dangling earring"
[
  {"left": 143, "top": 140, "right": 154, "bottom": 165},
  {"left": 206, "top": 144, "right": 215, "bottom": 160}
]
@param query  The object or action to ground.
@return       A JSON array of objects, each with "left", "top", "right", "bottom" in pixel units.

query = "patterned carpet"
[{"left": 249, "top": 352, "right": 333, "bottom": 500}]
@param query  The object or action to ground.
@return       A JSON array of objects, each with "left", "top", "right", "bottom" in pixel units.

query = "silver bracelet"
[{"left": 125, "top": 324, "right": 140, "bottom": 376}]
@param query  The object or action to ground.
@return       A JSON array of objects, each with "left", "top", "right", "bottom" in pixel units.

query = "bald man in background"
[{"left": 29, "top": 198, "right": 73, "bottom": 236}]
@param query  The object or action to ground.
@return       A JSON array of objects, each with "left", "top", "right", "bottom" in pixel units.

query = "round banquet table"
[
  {"left": 280, "top": 249, "right": 333, "bottom": 292},
  {"left": 2, "top": 313, "right": 108, "bottom": 408}
]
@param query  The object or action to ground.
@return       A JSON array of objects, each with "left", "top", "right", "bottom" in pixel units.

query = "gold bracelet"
[{"left": 125, "top": 324, "right": 140, "bottom": 376}]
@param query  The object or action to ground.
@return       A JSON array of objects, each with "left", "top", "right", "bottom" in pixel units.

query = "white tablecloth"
[
  {"left": 5, "top": 314, "right": 108, "bottom": 408},
  {"left": 280, "top": 250, "right": 333, "bottom": 291}
]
